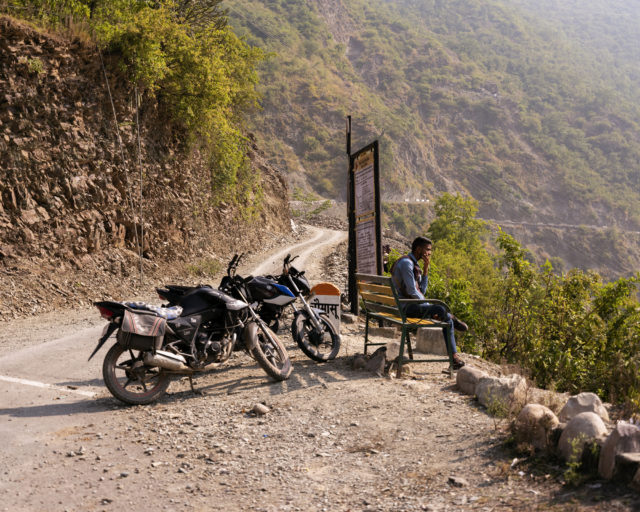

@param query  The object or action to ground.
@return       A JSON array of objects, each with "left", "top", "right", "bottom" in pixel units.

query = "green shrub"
[
  {"left": 6, "top": 0, "right": 264, "bottom": 213},
  {"left": 422, "top": 193, "right": 640, "bottom": 410}
]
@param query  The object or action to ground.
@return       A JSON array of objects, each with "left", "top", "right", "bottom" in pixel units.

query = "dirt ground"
[{"left": 1, "top": 225, "right": 639, "bottom": 512}]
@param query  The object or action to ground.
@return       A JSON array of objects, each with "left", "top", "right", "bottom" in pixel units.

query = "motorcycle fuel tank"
[{"left": 179, "top": 286, "right": 238, "bottom": 316}]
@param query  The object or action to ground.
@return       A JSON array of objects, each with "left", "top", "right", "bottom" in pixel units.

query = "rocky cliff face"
[{"left": 0, "top": 16, "right": 290, "bottom": 318}]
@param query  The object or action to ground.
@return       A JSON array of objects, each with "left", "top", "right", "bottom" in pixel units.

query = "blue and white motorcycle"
[{"left": 219, "top": 253, "right": 341, "bottom": 362}]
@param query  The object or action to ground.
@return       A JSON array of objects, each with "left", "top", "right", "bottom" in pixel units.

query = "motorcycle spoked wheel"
[
  {"left": 248, "top": 323, "right": 292, "bottom": 381},
  {"left": 102, "top": 343, "right": 171, "bottom": 405},
  {"left": 291, "top": 310, "right": 341, "bottom": 362}
]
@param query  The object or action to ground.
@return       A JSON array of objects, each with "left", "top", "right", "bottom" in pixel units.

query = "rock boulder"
[
  {"left": 476, "top": 374, "right": 527, "bottom": 412},
  {"left": 598, "top": 421, "right": 640, "bottom": 479},
  {"left": 558, "top": 392, "right": 609, "bottom": 423},
  {"left": 558, "top": 412, "right": 608, "bottom": 462},
  {"left": 514, "top": 404, "right": 559, "bottom": 451},
  {"left": 456, "top": 366, "right": 488, "bottom": 396}
]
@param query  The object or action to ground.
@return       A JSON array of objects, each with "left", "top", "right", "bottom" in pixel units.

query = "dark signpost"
[{"left": 347, "top": 116, "right": 382, "bottom": 315}]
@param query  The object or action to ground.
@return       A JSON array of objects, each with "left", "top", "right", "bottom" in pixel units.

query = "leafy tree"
[
  {"left": 428, "top": 192, "right": 489, "bottom": 251},
  {"left": 172, "top": 0, "right": 227, "bottom": 32},
  {"left": 4, "top": 0, "right": 265, "bottom": 208}
]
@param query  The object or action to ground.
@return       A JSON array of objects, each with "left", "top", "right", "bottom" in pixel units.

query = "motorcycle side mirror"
[{"left": 284, "top": 253, "right": 291, "bottom": 264}]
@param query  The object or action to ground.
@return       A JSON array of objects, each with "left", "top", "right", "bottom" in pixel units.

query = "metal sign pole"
[
  {"left": 347, "top": 117, "right": 358, "bottom": 315},
  {"left": 373, "top": 140, "right": 382, "bottom": 276}
]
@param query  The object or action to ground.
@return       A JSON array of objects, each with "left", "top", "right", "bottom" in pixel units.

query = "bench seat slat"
[{"left": 371, "top": 311, "right": 446, "bottom": 327}]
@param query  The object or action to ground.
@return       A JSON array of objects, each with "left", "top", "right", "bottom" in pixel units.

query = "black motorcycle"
[{"left": 91, "top": 276, "right": 291, "bottom": 405}]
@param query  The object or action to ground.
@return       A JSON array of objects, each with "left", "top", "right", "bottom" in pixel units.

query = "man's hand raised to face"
[{"left": 420, "top": 244, "right": 433, "bottom": 271}]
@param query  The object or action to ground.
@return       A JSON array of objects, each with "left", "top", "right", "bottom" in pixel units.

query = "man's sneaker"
[
  {"left": 452, "top": 355, "right": 465, "bottom": 370},
  {"left": 452, "top": 316, "right": 468, "bottom": 332}
]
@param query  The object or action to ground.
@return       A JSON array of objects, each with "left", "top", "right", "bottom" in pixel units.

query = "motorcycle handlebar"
[
  {"left": 284, "top": 254, "right": 299, "bottom": 265},
  {"left": 227, "top": 253, "right": 245, "bottom": 276}
]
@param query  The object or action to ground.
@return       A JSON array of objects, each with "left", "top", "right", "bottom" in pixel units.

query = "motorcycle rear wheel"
[
  {"left": 103, "top": 343, "right": 171, "bottom": 405},
  {"left": 249, "top": 324, "right": 292, "bottom": 381},
  {"left": 292, "top": 311, "right": 341, "bottom": 362}
]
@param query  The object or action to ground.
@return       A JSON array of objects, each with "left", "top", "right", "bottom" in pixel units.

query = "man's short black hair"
[{"left": 411, "top": 236, "right": 432, "bottom": 252}]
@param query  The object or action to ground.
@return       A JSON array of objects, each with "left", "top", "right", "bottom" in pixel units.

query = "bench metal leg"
[
  {"left": 406, "top": 330, "right": 414, "bottom": 360},
  {"left": 364, "top": 313, "right": 370, "bottom": 355},
  {"left": 397, "top": 326, "right": 407, "bottom": 376},
  {"left": 443, "top": 325, "right": 454, "bottom": 378}
]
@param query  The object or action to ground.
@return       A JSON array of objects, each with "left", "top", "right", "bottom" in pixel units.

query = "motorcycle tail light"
[{"left": 97, "top": 305, "right": 114, "bottom": 319}]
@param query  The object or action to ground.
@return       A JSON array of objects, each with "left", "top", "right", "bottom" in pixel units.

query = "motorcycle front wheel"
[
  {"left": 247, "top": 323, "right": 292, "bottom": 381},
  {"left": 292, "top": 310, "right": 341, "bottom": 362},
  {"left": 102, "top": 343, "right": 171, "bottom": 405}
]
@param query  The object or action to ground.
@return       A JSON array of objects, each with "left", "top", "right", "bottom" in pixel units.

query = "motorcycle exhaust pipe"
[{"left": 143, "top": 350, "right": 189, "bottom": 371}]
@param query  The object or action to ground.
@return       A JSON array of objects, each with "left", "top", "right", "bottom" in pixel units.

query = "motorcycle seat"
[{"left": 124, "top": 301, "right": 183, "bottom": 320}]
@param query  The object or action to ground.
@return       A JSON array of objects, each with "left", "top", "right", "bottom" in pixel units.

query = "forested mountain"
[{"left": 225, "top": 0, "right": 640, "bottom": 275}]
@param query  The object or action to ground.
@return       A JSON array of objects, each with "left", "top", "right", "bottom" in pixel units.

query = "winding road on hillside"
[{"left": 246, "top": 225, "right": 346, "bottom": 278}]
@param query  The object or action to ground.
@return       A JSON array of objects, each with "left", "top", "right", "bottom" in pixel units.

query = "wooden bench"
[{"left": 356, "top": 273, "right": 455, "bottom": 376}]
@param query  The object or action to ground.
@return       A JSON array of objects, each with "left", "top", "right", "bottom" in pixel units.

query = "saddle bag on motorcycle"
[{"left": 117, "top": 309, "right": 166, "bottom": 351}]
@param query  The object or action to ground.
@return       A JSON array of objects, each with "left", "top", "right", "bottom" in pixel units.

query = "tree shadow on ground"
[{"left": 150, "top": 350, "right": 387, "bottom": 405}]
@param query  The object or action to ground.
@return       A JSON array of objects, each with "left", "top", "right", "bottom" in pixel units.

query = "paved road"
[
  {"left": 247, "top": 225, "right": 346, "bottom": 278},
  {"left": 0, "top": 226, "right": 347, "bottom": 452}
]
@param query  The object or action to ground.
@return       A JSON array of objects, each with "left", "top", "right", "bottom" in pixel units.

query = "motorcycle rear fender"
[{"left": 88, "top": 321, "right": 119, "bottom": 361}]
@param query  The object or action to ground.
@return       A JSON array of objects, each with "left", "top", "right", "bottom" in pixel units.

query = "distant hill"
[{"left": 225, "top": 0, "right": 640, "bottom": 277}]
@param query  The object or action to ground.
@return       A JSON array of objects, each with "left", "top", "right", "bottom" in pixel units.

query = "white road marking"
[{"left": 0, "top": 374, "right": 97, "bottom": 398}]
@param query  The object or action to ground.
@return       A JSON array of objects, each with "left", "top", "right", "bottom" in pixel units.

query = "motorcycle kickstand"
[{"left": 188, "top": 375, "right": 205, "bottom": 396}]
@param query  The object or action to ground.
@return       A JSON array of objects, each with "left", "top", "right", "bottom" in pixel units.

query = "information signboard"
[
  {"left": 354, "top": 150, "right": 375, "bottom": 217},
  {"left": 355, "top": 217, "right": 376, "bottom": 275},
  {"left": 347, "top": 134, "right": 381, "bottom": 315}
]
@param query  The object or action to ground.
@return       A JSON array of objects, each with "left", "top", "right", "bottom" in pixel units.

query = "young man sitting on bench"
[{"left": 390, "top": 236, "right": 468, "bottom": 370}]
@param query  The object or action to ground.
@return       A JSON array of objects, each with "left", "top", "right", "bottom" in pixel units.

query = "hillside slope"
[
  {"left": 0, "top": 16, "right": 290, "bottom": 318},
  {"left": 224, "top": 0, "right": 640, "bottom": 277}
]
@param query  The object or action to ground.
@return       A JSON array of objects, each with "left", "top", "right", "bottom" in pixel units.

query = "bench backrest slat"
[
  {"left": 357, "top": 282, "right": 394, "bottom": 297},
  {"left": 359, "top": 291, "right": 396, "bottom": 307}
]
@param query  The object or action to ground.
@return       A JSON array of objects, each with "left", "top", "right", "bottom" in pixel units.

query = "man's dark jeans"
[{"left": 404, "top": 303, "right": 458, "bottom": 354}]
